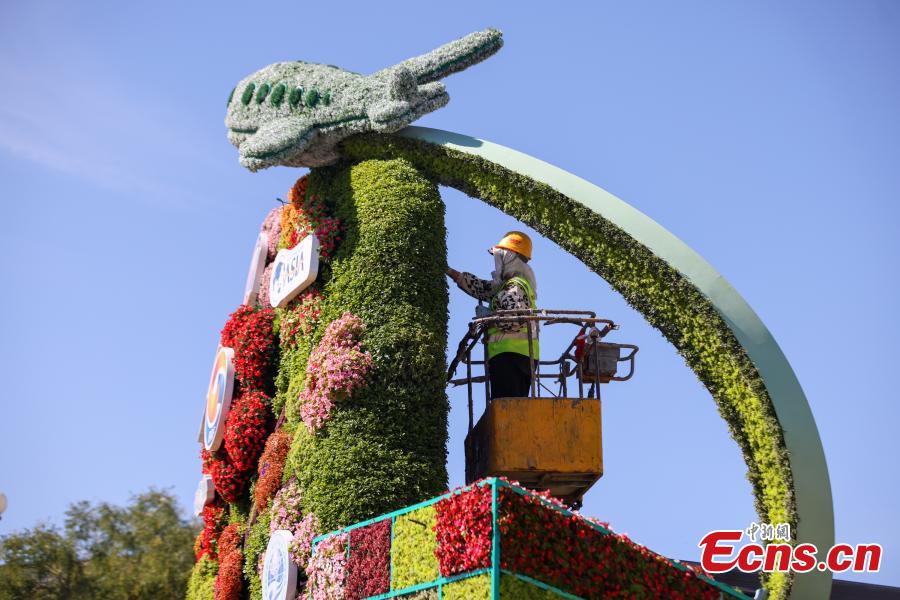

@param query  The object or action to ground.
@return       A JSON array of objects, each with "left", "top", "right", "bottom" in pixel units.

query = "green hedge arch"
[{"left": 341, "top": 127, "right": 833, "bottom": 600}]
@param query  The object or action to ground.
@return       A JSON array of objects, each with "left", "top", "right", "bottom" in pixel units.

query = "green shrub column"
[{"left": 289, "top": 158, "right": 449, "bottom": 532}]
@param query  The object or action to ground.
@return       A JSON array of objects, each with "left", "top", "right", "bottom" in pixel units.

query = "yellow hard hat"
[{"left": 493, "top": 231, "right": 532, "bottom": 260}]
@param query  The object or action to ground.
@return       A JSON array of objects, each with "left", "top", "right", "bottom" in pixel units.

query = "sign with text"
[
  {"left": 204, "top": 346, "right": 235, "bottom": 451},
  {"left": 262, "top": 530, "right": 297, "bottom": 600},
  {"left": 268, "top": 234, "right": 319, "bottom": 308},
  {"left": 244, "top": 232, "right": 268, "bottom": 305}
]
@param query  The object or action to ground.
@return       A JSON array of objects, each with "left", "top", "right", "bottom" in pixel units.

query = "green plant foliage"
[
  {"left": 443, "top": 573, "right": 490, "bottom": 600},
  {"left": 186, "top": 555, "right": 218, "bottom": 600},
  {"left": 286, "top": 158, "right": 449, "bottom": 532},
  {"left": 341, "top": 134, "right": 794, "bottom": 600},
  {"left": 0, "top": 524, "right": 90, "bottom": 598},
  {"left": 500, "top": 574, "right": 565, "bottom": 598},
  {"left": 242, "top": 511, "right": 272, "bottom": 600},
  {"left": 227, "top": 497, "right": 250, "bottom": 525},
  {"left": 289, "top": 87, "right": 303, "bottom": 108},
  {"left": 241, "top": 83, "right": 256, "bottom": 106},
  {"left": 255, "top": 82, "right": 271, "bottom": 104},
  {"left": 1, "top": 490, "right": 198, "bottom": 599},
  {"left": 274, "top": 316, "right": 314, "bottom": 420},
  {"left": 391, "top": 506, "right": 439, "bottom": 590},
  {"left": 305, "top": 88, "right": 320, "bottom": 107},
  {"left": 270, "top": 83, "right": 286, "bottom": 107}
]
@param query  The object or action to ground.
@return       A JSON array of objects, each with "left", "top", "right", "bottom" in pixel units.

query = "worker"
[{"left": 447, "top": 231, "right": 538, "bottom": 399}]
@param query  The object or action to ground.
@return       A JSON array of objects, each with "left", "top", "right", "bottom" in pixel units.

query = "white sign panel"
[
  {"left": 268, "top": 234, "right": 319, "bottom": 308},
  {"left": 193, "top": 476, "right": 215, "bottom": 517},
  {"left": 244, "top": 232, "right": 269, "bottom": 305},
  {"left": 262, "top": 530, "right": 297, "bottom": 600},
  {"left": 204, "top": 346, "right": 235, "bottom": 451}
]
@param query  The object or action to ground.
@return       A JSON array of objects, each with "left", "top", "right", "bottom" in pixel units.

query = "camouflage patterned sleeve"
[
  {"left": 456, "top": 272, "right": 495, "bottom": 301},
  {"left": 491, "top": 281, "right": 531, "bottom": 332}
]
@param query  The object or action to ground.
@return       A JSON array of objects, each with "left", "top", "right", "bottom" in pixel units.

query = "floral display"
[
  {"left": 279, "top": 204, "right": 299, "bottom": 250},
  {"left": 306, "top": 479, "right": 739, "bottom": 600},
  {"left": 306, "top": 532, "right": 348, "bottom": 600},
  {"left": 241, "top": 511, "right": 271, "bottom": 600},
  {"left": 345, "top": 520, "right": 391, "bottom": 599},
  {"left": 196, "top": 501, "right": 228, "bottom": 560},
  {"left": 257, "top": 263, "right": 274, "bottom": 308},
  {"left": 289, "top": 512, "right": 320, "bottom": 570},
  {"left": 220, "top": 305, "right": 277, "bottom": 391},
  {"left": 214, "top": 523, "right": 244, "bottom": 600},
  {"left": 223, "top": 390, "right": 272, "bottom": 472},
  {"left": 260, "top": 206, "right": 283, "bottom": 260},
  {"left": 287, "top": 175, "right": 308, "bottom": 206},
  {"left": 254, "top": 430, "right": 293, "bottom": 511},
  {"left": 203, "top": 449, "right": 250, "bottom": 504},
  {"left": 279, "top": 289, "right": 323, "bottom": 350},
  {"left": 390, "top": 506, "right": 439, "bottom": 590},
  {"left": 279, "top": 178, "right": 344, "bottom": 261},
  {"left": 343, "top": 134, "right": 798, "bottom": 599},
  {"left": 433, "top": 485, "right": 493, "bottom": 576},
  {"left": 496, "top": 485, "right": 720, "bottom": 599},
  {"left": 268, "top": 477, "right": 320, "bottom": 569},
  {"left": 270, "top": 477, "right": 304, "bottom": 533},
  {"left": 298, "top": 312, "right": 373, "bottom": 433},
  {"left": 287, "top": 160, "right": 448, "bottom": 536}
]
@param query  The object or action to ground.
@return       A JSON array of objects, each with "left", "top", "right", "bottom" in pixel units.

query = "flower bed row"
[{"left": 306, "top": 478, "right": 749, "bottom": 600}]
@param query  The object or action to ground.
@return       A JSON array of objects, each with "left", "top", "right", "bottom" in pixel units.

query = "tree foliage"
[{"left": 0, "top": 489, "right": 198, "bottom": 600}]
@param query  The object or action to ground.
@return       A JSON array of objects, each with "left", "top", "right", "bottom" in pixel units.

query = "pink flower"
[
  {"left": 306, "top": 532, "right": 348, "bottom": 600},
  {"left": 261, "top": 206, "right": 283, "bottom": 260},
  {"left": 299, "top": 313, "right": 373, "bottom": 433}
]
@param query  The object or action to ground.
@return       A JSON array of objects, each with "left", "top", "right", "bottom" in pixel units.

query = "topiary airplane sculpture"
[{"left": 225, "top": 28, "right": 503, "bottom": 171}]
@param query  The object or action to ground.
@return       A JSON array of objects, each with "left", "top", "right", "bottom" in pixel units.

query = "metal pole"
[
  {"left": 577, "top": 358, "right": 584, "bottom": 399},
  {"left": 467, "top": 348, "right": 473, "bottom": 433},
  {"left": 527, "top": 322, "right": 537, "bottom": 398},
  {"left": 482, "top": 328, "right": 491, "bottom": 405}
]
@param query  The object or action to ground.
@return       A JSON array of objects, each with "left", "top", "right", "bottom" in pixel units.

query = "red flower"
[
  {"left": 282, "top": 176, "right": 344, "bottom": 261},
  {"left": 254, "top": 430, "right": 293, "bottom": 511},
  {"left": 203, "top": 448, "right": 250, "bottom": 503},
  {"left": 214, "top": 523, "right": 243, "bottom": 600},
  {"left": 220, "top": 305, "right": 277, "bottom": 391},
  {"left": 345, "top": 520, "right": 391, "bottom": 599},
  {"left": 434, "top": 485, "right": 494, "bottom": 576},
  {"left": 432, "top": 479, "right": 721, "bottom": 598},
  {"left": 223, "top": 390, "right": 272, "bottom": 472},
  {"left": 195, "top": 499, "right": 227, "bottom": 560}
]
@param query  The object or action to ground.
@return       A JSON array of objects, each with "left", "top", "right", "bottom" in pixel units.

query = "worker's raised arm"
[{"left": 447, "top": 267, "right": 494, "bottom": 301}]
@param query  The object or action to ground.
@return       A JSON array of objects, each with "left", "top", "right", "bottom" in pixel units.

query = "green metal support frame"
[
  {"left": 342, "top": 126, "right": 833, "bottom": 600},
  {"left": 312, "top": 478, "right": 749, "bottom": 599}
]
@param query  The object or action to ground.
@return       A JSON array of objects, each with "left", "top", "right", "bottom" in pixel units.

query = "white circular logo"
[
  {"left": 244, "top": 232, "right": 269, "bottom": 305},
  {"left": 204, "top": 346, "right": 235, "bottom": 451},
  {"left": 262, "top": 530, "right": 297, "bottom": 600},
  {"left": 193, "top": 476, "right": 215, "bottom": 517}
]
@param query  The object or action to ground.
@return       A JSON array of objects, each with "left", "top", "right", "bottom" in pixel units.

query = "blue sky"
[{"left": 1, "top": 0, "right": 897, "bottom": 587}]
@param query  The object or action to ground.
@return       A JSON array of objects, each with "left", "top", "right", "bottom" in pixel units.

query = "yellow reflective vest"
[{"left": 486, "top": 276, "right": 539, "bottom": 360}]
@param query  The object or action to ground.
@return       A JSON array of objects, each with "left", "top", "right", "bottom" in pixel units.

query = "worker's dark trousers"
[{"left": 488, "top": 352, "right": 533, "bottom": 399}]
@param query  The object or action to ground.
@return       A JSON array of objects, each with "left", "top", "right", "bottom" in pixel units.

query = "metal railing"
[{"left": 447, "top": 309, "right": 638, "bottom": 433}]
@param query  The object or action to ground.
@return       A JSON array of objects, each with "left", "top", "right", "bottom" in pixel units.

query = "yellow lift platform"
[{"left": 448, "top": 309, "right": 638, "bottom": 508}]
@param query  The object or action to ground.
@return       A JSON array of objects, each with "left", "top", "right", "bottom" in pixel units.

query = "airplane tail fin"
[{"left": 383, "top": 28, "right": 503, "bottom": 85}]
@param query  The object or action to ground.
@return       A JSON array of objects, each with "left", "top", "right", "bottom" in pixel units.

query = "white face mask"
[{"left": 491, "top": 249, "right": 510, "bottom": 283}]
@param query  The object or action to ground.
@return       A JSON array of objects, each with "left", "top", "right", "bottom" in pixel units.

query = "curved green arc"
[{"left": 342, "top": 126, "right": 833, "bottom": 600}]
